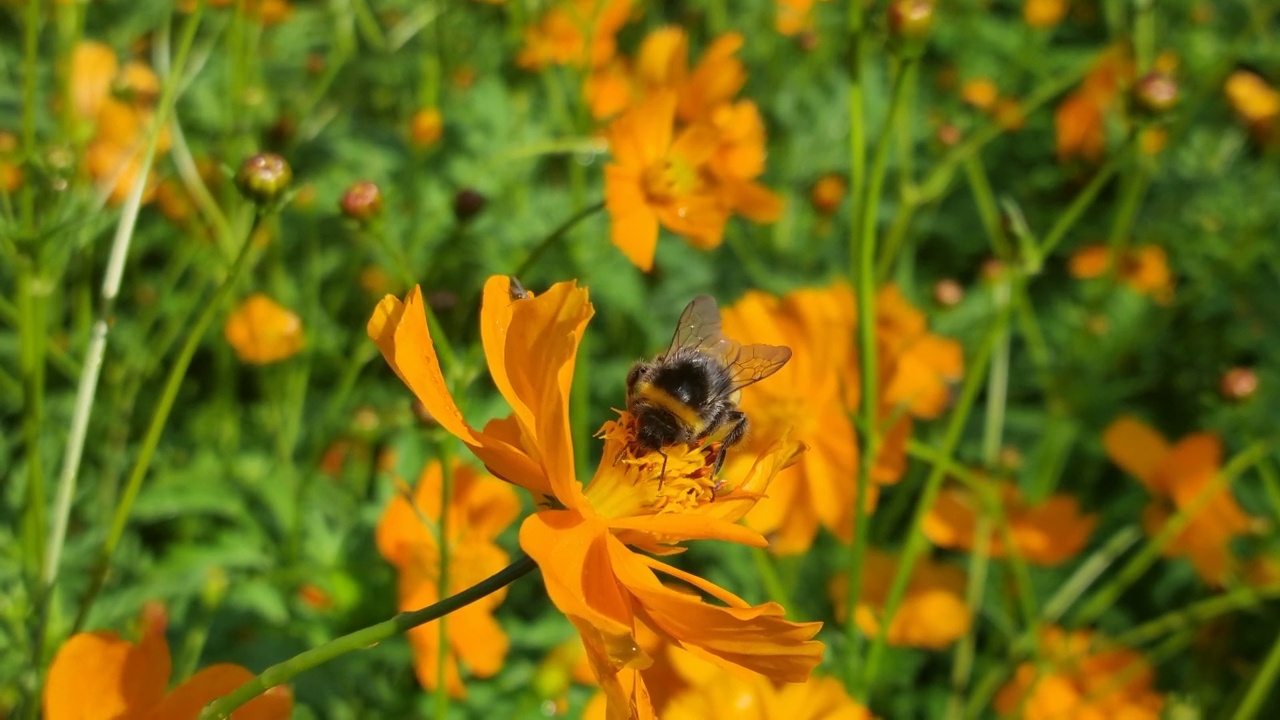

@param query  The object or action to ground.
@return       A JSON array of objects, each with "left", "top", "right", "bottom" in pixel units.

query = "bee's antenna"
[{"left": 657, "top": 449, "right": 669, "bottom": 489}]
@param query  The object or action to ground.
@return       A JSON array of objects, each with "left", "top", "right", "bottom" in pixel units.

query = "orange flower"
[
  {"left": 70, "top": 41, "right": 171, "bottom": 203},
  {"left": 775, "top": 0, "right": 832, "bottom": 37},
  {"left": 995, "top": 627, "right": 1164, "bottom": 719},
  {"left": 1225, "top": 70, "right": 1280, "bottom": 146},
  {"left": 1054, "top": 47, "right": 1132, "bottom": 162},
  {"left": 179, "top": 0, "right": 294, "bottom": 24},
  {"left": 376, "top": 458, "right": 520, "bottom": 697},
  {"left": 44, "top": 608, "right": 292, "bottom": 720},
  {"left": 604, "top": 92, "right": 728, "bottom": 270},
  {"left": 368, "top": 277, "right": 824, "bottom": 719},
  {"left": 1068, "top": 243, "right": 1174, "bottom": 303},
  {"left": 664, "top": 673, "right": 874, "bottom": 720},
  {"left": 810, "top": 173, "right": 847, "bottom": 215},
  {"left": 876, "top": 285, "right": 965, "bottom": 420},
  {"left": 961, "top": 78, "right": 999, "bottom": 110},
  {"left": 721, "top": 285, "right": 878, "bottom": 554},
  {"left": 831, "top": 549, "right": 972, "bottom": 650},
  {"left": 409, "top": 107, "right": 444, "bottom": 148},
  {"left": 0, "top": 131, "right": 19, "bottom": 193},
  {"left": 1023, "top": 0, "right": 1069, "bottom": 29},
  {"left": 517, "top": 0, "right": 634, "bottom": 70},
  {"left": 924, "top": 481, "right": 1097, "bottom": 566},
  {"left": 1103, "top": 416, "right": 1262, "bottom": 586},
  {"left": 223, "top": 293, "right": 304, "bottom": 364}
]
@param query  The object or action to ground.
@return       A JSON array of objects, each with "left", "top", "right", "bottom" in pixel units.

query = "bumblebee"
[{"left": 625, "top": 295, "right": 792, "bottom": 474}]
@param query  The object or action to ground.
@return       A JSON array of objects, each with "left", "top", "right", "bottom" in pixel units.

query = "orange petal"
[
  {"left": 45, "top": 630, "right": 169, "bottom": 720},
  {"left": 146, "top": 665, "right": 292, "bottom": 720},
  {"left": 723, "top": 180, "right": 785, "bottom": 223},
  {"left": 1068, "top": 244, "right": 1112, "bottom": 279},
  {"left": 493, "top": 277, "right": 594, "bottom": 507},
  {"left": 608, "top": 203, "right": 661, "bottom": 272},
  {"left": 520, "top": 510, "right": 633, "bottom": 636},
  {"left": 70, "top": 41, "right": 120, "bottom": 122},
  {"left": 607, "top": 537, "right": 824, "bottom": 682},
  {"left": 1103, "top": 416, "right": 1170, "bottom": 492},
  {"left": 574, "top": 617, "right": 656, "bottom": 720},
  {"left": 367, "top": 288, "right": 478, "bottom": 445},
  {"left": 606, "top": 513, "right": 768, "bottom": 548}
]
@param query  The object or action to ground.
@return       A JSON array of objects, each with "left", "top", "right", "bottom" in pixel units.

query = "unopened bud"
[
  {"left": 453, "top": 188, "right": 487, "bottom": 222},
  {"left": 1220, "top": 367, "right": 1258, "bottom": 402},
  {"left": 810, "top": 173, "right": 847, "bottom": 215},
  {"left": 933, "top": 279, "right": 964, "bottom": 307},
  {"left": 888, "top": 0, "right": 935, "bottom": 43},
  {"left": 236, "top": 153, "right": 292, "bottom": 203},
  {"left": 340, "top": 181, "right": 383, "bottom": 222},
  {"left": 1135, "top": 71, "right": 1179, "bottom": 115}
]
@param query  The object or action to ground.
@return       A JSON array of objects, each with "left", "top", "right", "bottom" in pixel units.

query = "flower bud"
[
  {"left": 340, "top": 180, "right": 383, "bottom": 222},
  {"left": 810, "top": 173, "right": 847, "bottom": 215},
  {"left": 933, "top": 279, "right": 964, "bottom": 307},
  {"left": 235, "top": 152, "right": 292, "bottom": 203},
  {"left": 409, "top": 107, "right": 443, "bottom": 148},
  {"left": 888, "top": 0, "right": 935, "bottom": 43},
  {"left": 1134, "top": 71, "right": 1179, "bottom": 115},
  {"left": 1220, "top": 367, "right": 1258, "bottom": 402},
  {"left": 453, "top": 188, "right": 487, "bottom": 222}
]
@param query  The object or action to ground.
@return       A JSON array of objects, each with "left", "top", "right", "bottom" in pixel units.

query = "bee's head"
[
  {"left": 631, "top": 403, "right": 684, "bottom": 452},
  {"left": 625, "top": 361, "right": 648, "bottom": 400}
]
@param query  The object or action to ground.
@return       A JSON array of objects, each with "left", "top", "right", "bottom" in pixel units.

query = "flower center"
[
  {"left": 584, "top": 413, "right": 722, "bottom": 519},
  {"left": 642, "top": 155, "right": 700, "bottom": 201}
]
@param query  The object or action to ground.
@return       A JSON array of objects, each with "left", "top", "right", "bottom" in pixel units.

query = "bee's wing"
[
  {"left": 723, "top": 342, "right": 792, "bottom": 391},
  {"left": 667, "top": 295, "right": 726, "bottom": 354}
]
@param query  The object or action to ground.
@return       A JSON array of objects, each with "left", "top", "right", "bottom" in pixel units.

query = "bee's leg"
[
  {"left": 713, "top": 410, "right": 749, "bottom": 475},
  {"left": 658, "top": 449, "right": 669, "bottom": 488}
]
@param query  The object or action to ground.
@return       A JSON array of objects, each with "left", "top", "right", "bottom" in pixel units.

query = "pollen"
[{"left": 585, "top": 413, "right": 724, "bottom": 518}]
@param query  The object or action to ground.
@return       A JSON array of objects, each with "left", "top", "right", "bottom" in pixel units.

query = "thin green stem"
[
  {"left": 74, "top": 206, "right": 261, "bottom": 632},
  {"left": 1072, "top": 440, "right": 1275, "bottom": 627},
  {"left": 963, "top": 156, "right": 1010, "bottom": 262},
  {"left": 199, "top": 555, "right": 538, "bottom": 720},
  {"left": 1257, "top": 458, "right": 1280, "bottom": 526},
  {"left": 1233, "top": 627, "right": 1280, "bottom": 720},
  {"left": 434, "top": 449, "right": 454, "bottom": 720},
  {"left": 917, "top": 60, "right": 1092, "bottom": 204},
  {"left": 1041, "top": 524, "right": 1141, "bottom": 624},
  {"left": 858, "top": 303, "right": 1006, "bottom": 695},
  {"left": 845, "top": 55, "right": 919, "bottom": 694},
  {"left": 512, "top": 200, "right": 605, "bottom": 279},
  {"left": 1117, "top": 583, "right": 1280, "bottom": 649},
  {"left": 945, "top": 510, "right": 991, "bottom": 720},
  {"left": 19, "top": 0, "right": 40, "bottom": 229},
  {"left": 752, "top": 548, "right": 796, "bottom": 617},
  {"left": 45, "top": 0, "right": 207, "bottom": 593},
  {"left": 1104, "top": 144, "right": 1149, "bottom": 279},
  {"left": 1037, "top": 144, "right": 1129, "bottom": 262}
]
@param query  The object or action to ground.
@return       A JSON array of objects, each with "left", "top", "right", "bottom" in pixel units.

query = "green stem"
[
  {"left": 945, "top": 509, "right": 991, "bottom": 720},
  {"left": 1104, "top": 144, "right": 1149, "bottom": 281},
  {"left": 1072, "top": 440, "right": 1275, "bottom": 627},
  {"left": 1233, "top": 627, "right": 1280, "bottom": 720},
  {"left": 1116, "top": 582, "right": 1280, "bottom": 649},
  {"left": 19, "top": 0, "right": 39, "bottom": 229},
  {"left": 1037, "top": 144, "right": 1129, "bottom": 262},
  {"left": 1257, "top": 458, "right": 1280, "bottom": 525},
  {"left": 845, "top": 54, "right": 918, "bottom": 695},
  {"left": 858, "top": 303, "right": 1006, "bottom": 695},
  {"left": 45, "top": 0, "right": 207, "bottom": 593},
  {"left": 73, "top": 206, "right": 261, "bottom": 632},
  {"left": 963, "top": 156, "right": 1011, "bottom": 262},
  {"left": 513, "top": 200, "right": 605, "bottom": 279},
  {"left": 1041, "top": 524, "right": 1142, "bottom": 624},
  {"left": 752, "top": 547, "right": 796, "bottom": 617},
  {"left": 434, "top": 448, "right": 454, "bottom": 720},
  {"left": 199, "top": 555, "right": 538, "bottom": 720}
]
